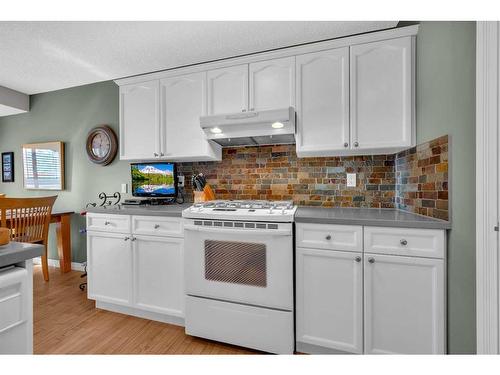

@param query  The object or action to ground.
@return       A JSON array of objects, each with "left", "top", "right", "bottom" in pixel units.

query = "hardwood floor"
[{"left": 33, "top": 265, "right": 259, "bottom": 354}]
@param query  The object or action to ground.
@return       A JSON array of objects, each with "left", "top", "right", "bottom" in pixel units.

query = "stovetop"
[{"left": 182, "top": 200, "right": 297, "bottom": 222}]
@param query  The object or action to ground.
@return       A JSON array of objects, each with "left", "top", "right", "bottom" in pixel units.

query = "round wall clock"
[{"left": 86, "top": 125, "right": 118, "bottom": 166}]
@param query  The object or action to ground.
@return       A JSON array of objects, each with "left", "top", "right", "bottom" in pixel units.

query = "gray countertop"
[
  {"left": 85, "top": 203, "right": 192, "bottom": 217},
  {"left": 295, "top": 207, "right": 451, "bottom": 229},
  {"left": 0, "top": 242, "right": 44, "bottom": 268},
  {"left": 84, "top": 203, "right": 450, "bottom": 229}
]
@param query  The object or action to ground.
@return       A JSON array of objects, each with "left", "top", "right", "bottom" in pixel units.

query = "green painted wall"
[
  {"left": 0, "top": 21, "right": 477, "bottom": 353},
  {"left": 415, "top": 21, "right": 476, "bottom": 353},
  {"left": 0, "top": 81, "right": 126, "bottom": 262}
]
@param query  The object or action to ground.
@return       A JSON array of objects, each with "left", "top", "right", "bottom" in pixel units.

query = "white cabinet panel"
[
  {"left": 296, "top": 248, "right": 363, "bottom": 353},
  {"left": 296, "top": 222, "right": 362, "bottom": 252},
  {"left": 160, "top": 72, "right": 221, "bottom": 161},
  {"left": 364, "top": 254, "right": 445, "bottom": 354},
  {"left": 350, "top": 37, "right": 413, "bottom": 150},
  {"left": 133, "top": 235, "right": 184, "bottom": 317},
  {"left": 207, "top": 64, "right": 248, "bottom": 115},
  {"left": 364, "top": 226, "right": 445, "bottom": 258},
  {"left": 295, "top": 48, "right": 350, "bottom": 156},
  {"left": 119, "top": 80, "right": 160, "bottom": 160},
  {"left": 249, "top": 57, "right": 295, "bottom": 111},
  {"left": 87, "top": 231, "right": 132, "bottom": 306},
  {"left": 86, "top": 213, "right": 131, "bottom": 234},
  {"left": 132, "top": 215, "right": 183, "bottom": 238}
]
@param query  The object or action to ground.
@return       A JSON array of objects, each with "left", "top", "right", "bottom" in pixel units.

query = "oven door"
[{"left": 184, "top": 220, "right": 293, "bottom": 311}]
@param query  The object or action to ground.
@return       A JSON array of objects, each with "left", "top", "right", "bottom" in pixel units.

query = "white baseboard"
[{"left": 32, "top": 257, "right": 85, "bottom": 272}]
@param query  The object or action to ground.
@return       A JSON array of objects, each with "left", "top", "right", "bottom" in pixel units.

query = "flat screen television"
[{"left": 131, "top": 162, "right": 177, "bottom": 198}]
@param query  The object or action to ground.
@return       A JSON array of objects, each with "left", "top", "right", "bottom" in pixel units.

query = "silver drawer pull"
[
  {"left": 368, "top": 257, "right": 375, "bottom": 264},
  {"left": 355, "top": 256, "right": 361, "bottom": 262},
  {"left": 124, "top": 236, "right": 130, "bottom": 241},
  {"left": 131, "top": 237, "right": 137, "bottom": 242},
  {"left": 400, "top": 239, "right": 408, "bottom": 246},
  {"left": 325, "top": 235, "right": 332, "bottom": 240},
  {"left": 104, "top": 221, "right": 110, "bottom": 225},
  {"left": 154, "top": 224, "right": 160, "bottom": 229}
]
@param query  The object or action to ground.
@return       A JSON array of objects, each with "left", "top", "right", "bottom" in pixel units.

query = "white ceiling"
[{"left": 0, "top": 21, "right": 397, "bottom": 95}]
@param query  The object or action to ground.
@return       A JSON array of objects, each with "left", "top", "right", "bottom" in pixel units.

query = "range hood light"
[
  {"left": 271, "top": 122, "right": 284, "bottom": 129},
  {"left": 210, "top": 127, "right": 222, "bottom": 134}
]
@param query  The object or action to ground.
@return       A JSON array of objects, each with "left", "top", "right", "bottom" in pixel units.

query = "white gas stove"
[
  {"left": 182, "top": 200, "right": 297, "bottom": 222},
  {"left": 182, "top": 199, "right": 296, "bottom": 354}
]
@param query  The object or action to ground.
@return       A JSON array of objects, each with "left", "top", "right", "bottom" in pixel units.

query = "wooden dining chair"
[{"left": 0, "top": 196, "right": 58, "bottom": 281}]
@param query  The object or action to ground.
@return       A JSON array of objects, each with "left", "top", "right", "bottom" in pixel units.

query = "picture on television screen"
[{"left": 131, "top": 162, "right": 176, "bottom": 197}]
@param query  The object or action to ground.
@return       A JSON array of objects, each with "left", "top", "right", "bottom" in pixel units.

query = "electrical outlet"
[
  {"left": 121, "top": 183, "right": 128, "bottom": 194},
  {"left": 346, "top": 173, "right": 356, "bottom": 187},
  {"left": 177, "top": 175, "right": 185, "bottom": 187}
]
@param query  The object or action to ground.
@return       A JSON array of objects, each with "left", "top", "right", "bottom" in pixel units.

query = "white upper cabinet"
[
  {"left": 160, "top": 72, "right": 221, "bottom": 161},
  {"left": 364, "top": 254, "right": 444, "bottom": 354},
  {"left": 296, "top": 247, "right": 363, "bottom": 354},
  {"left": 207, "top": 64, "right": 249, "bottom": 115},
  {"left": 249, "top": 57, "right": 295, "bottom": 111},
  {"left": 350, "top": 37, "right": 413, "bottom": 150},
  {"left": 119, "top": 81, "right": 160, "bottom": 160},
  {"left": 295, "top": 48, "right": 350, "bottom": 157}
]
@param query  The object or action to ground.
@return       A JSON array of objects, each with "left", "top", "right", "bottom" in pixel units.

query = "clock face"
[
  {"left": 91, "top": 132, "right": 111, "bottom": 158},
  {"left": 86, "top": 125, "right": 118, "bottom": 166}
]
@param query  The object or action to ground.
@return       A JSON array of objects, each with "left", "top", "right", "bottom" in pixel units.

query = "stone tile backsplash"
[
  {"left": 178, "top": 135, "right": 449, "bottom": 220},
  {"left": 395, "top": 135, "right": 449, "bottom": 220}
]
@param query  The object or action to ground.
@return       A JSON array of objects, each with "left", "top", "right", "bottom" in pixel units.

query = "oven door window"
[{"left": 204, "top": 240, "right": 267, "bottom": 287}]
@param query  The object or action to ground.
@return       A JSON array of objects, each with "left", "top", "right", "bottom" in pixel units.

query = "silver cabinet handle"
[
  {"left": 355, "top": 256, "right": 361, "bottom": 262},
  {"left": 160, "top": 152, "right": 164, "bottom": 157},
  {"left": 368, "top": 257, "right": 375, "bottom": 264},
  {"left": 154, "top": 152, "right": 159, "bottom": 157},
  {"left": 131, "top": 237, "right": 137, "bottom": 242},
  {"left": 242, "top": 109, "right": 247, "bottom": 112},
  {"left": 124, "top": 236, "right": 130, "bottom": 241},
  {"left": 344, "top": 142, "right": 349, "bottom": 148},
  {"left": 400, "top": 239, "right": 408, "bottom": 246},
  {"left": 104, "top": 221, "right": 110, "bottom": 225},
  {"left": 354, "top": 142, "right": 359, "bottom": 147},
  {"left": 154, "top": 224, "right": 160, "bottom": 229},
  {"left": 325, "top": 235, "right": 332, "bottom": 240}
]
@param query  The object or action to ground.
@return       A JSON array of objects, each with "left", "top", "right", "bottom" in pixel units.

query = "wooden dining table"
[{"left": 51, "top": 210, "right": 74, "bottom": 273}]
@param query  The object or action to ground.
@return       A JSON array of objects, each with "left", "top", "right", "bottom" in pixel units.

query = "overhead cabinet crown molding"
[{"left": 116, "top": 25, "right": 418, "bottom": 161}]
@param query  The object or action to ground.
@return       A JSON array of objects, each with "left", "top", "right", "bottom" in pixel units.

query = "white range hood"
[
  {"left": 0, "top": 86, "right": 29, "bottom": 117},
  {"left": 200, "top": 107, "right": 295, "bottom": 147}
]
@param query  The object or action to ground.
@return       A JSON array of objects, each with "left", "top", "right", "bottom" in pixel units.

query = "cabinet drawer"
[
  {"left": 86, "top": 213, "right": 131, "bottom": 234},
  {"left": 132, "top": 216, "right": 183, "bottom": 238},
  {"left": 364, "top": 226, "right": 445, "bottom": 259},
  {"left": 296, "top": 223, "right": 362, "bottom": 252}
]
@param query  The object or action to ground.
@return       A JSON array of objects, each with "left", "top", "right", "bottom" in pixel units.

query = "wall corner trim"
[{"left": 476, "top": 21, "right": 500, "bottom": 355}]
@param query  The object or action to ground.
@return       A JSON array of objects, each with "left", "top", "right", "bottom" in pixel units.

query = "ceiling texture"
[{"left": 0, "top": 21, "right": 397, "bottom": 95}]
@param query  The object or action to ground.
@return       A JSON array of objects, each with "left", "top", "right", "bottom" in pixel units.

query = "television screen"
[{"left": 131, "top": 162, "right": 177, "bottom": 197}]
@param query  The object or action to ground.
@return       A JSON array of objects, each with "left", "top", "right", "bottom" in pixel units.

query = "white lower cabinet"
[
  {"left": 364, "top": 253, "right": 444, "bottom": 354},
  {"left": 86, "top": 213, "right": 184, "bottom": 325},
  {"left": 296, "top": 247, "right": 363, "bottom": 353},
  {"left": 133, "top": 235, "right": 184, "bottom": 317},
  {"left": 87, "top": 231, "right": 133, "bottom": 306},
  {"left": 296, "top": 223, "right": 446, "bottom": 354}
]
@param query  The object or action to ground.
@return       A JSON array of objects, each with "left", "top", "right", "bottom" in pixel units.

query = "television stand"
[{"left": 122, "top": 198, "right": 176, "bottom": 206}]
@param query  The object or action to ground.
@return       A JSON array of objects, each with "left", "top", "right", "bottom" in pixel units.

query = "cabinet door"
[
  {"left": 133, "top": 236, "right": 184, "bottom": 317},
  {"left": 87, "top": 231, "right": 132, "bottom": 306},
  {"left": 207, "top": 64, "right": 248, "bottom": 115},
  {"left": 350, "top": 37, "right": 413, "bottom": 150},
  {"left": 119, "top": 80, "right": 160, "bottom": 160},
  {"left": 364, "top": 254, "right": 445, "bottom": 354},
  {"left": 296, "top": 247, "right": 363, "bottom": 353},
  {"left": 249, "top": 57, "right": 295, "bottom": 111},
  {"left": 295, "top": 48, "right": 350, "bottom": 157},
  {"left": 160, "top": 72, "right": 221, "bottom": 161}
]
